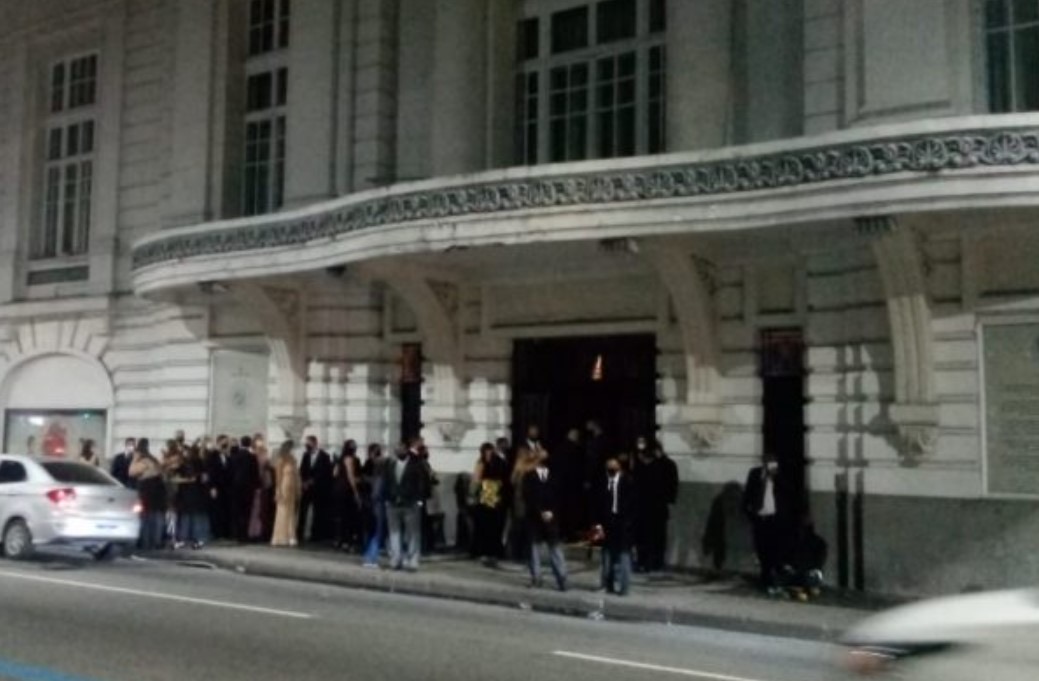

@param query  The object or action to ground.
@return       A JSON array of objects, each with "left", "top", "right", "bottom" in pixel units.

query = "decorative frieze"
[{"left": 133, "top": 127, "right": 1039, "bottom": 270}]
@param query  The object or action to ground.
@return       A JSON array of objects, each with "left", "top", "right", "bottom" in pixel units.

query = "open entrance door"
[
  {"left": 760, "top": 328, "right": 807, "bottom": 505},
  {"left": 511, "top": 334, "right": 657, "bottom": 457}
]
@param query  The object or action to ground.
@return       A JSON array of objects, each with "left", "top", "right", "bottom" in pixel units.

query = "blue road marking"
[{"left": 0, "top": 658, "right": 102, "bottom": 681}]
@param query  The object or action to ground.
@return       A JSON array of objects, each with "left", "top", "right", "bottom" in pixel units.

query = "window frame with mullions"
[
  {"left": 515, "top": 0, "right": 667, "bottom": 166},
  {"left": 248, "top": 0, "right": 291, "bottom": 56},
  {"left": 242, "top": 0, "right": 290, "bottom": 218},
  {"left": 242, "top": 67, "right": 288, "bottom": 217},
  {"left": 984, "top": 0, "right": 1039, "bottom": 112},
  {"left": 34, "top": 52, "right": 99, "bottom": 262}
]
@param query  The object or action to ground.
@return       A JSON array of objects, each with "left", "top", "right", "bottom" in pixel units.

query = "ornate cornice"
[{"left": 132, "top": 127, "right": 1039, "bottom": 271}]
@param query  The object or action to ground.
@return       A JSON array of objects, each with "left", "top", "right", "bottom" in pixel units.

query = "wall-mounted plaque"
[
  {"left": 983, "top": 323, "right": 1039, "bottom": 496},
  {"left": 210, "top": 349, "right": 270, "bottom": 439}
]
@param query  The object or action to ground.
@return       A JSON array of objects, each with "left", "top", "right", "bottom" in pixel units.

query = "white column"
[
  {"left": 667, "top": 0, "right": 734, "bottom": 151},
  {"left": 284, "top": 0, "right": 338, "bottom": 206},
  {"left": 335, "top": 0, "right": 358, "bottom": 195},
  {"left": 485, "top": 0, "right": 518, "bottom": 169},
  {"left": 0, "top": 44, "right": 27, "bottom": 304},
  {"left": 91, "top": 11, "right": 126, "bottom": 296},
  {"left": 430, "top": 0, "right": 488, "bottom": 176},
  {"left": 164, "top": 0, "right": 216, "bottom": 227}
]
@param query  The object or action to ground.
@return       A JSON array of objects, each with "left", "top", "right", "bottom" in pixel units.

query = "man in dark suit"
[
  {"left": 204, "top": 435, "right": 231, "bottom": 539},
  {"left": 382, "top": 438, "right": 433, "bottom": 571},
  {"left": 228, "top": 436, "right": 260, "bottom": 543},
  {"left": 522, "top": 451, "right": 568, "bottom": 591},
  {"left": 634, "top": 436, "right": 679, "bottom": 572},
  {"left": 594, "top": 455, "right": 637, "bottom": 595},
  {"left": 298, "top": 435, "right": 334, "bottom": 543},
  {"left": 742, "top": 453, "right": 798, "bottom": 594},
  {"left": 110, "top": 438, "right": 136, "bottom": 488}
]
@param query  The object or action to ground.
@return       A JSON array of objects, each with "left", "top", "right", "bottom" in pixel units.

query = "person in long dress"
[{"left": 271, "top": 441, "right": 301, "bottom": 547}]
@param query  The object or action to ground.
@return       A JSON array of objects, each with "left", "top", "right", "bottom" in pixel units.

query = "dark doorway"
[
  {"left": 399, "top": 343, "right": 423, "bottom": 443},
  {"left": 511, "top": 334, "right": 657, "bottom": 455},
  {"left": 760, "top": 328, "right": 807, "bottom": 503}
]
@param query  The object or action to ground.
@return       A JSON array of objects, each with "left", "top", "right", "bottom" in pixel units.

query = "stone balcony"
[{"left": 131, "top": 114, "right": 1039, "bottom": 297}]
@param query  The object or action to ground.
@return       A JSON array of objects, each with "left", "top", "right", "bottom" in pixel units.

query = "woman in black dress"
[
  {"left": 174, "top": 445, "right": 210, "bottom": 549},
  {"left": 334, "top": 440, "right": 362, "bottom": 551}
]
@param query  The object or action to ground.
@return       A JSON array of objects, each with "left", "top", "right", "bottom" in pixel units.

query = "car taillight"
[
  {"left": 843, "top": 643, "right": 954, "bottom": 676},
  {"left": 46, "top": 488, "right": 77, "bottom": 507},
  {"left": 844, "top": 648, "right": 895, "bottom": 675},
  {"left": 132, "top": 501, "right": 143, "bottom": 514}
]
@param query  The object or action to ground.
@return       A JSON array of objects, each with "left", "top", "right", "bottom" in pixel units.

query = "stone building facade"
[{"left": 3, "top": 0, "right": 1039, "bottom": 596}]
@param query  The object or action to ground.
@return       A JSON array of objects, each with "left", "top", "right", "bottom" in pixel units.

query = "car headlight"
[{"left": 843, "top": 643, "right": 955, "bottom": 676}]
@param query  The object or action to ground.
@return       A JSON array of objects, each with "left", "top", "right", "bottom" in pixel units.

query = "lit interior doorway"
[{"left": 511, "top": 334, "right": 657, "bottom": 457}]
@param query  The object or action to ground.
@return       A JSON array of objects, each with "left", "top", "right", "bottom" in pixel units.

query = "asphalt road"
[{"left": 0, "top": 551, "right": 852, "bottom": 681}]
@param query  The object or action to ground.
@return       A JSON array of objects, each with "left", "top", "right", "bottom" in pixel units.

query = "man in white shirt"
[
  {"left": 593, "top": 456, "right": 635, "bottom": 595},
  {"left": 742, "top": 453, "right": 792, "bottom": 595}
]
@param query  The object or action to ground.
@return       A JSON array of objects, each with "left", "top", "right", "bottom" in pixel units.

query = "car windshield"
[{"left": 39, "top": 462, "right": 116, "bottom": 486}]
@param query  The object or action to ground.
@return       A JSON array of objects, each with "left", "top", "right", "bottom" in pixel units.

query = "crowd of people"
[
  {"left": 88, "top": 421, "right": 821, "bottom": 598},
  {"left": 107, "top": 431, "right": 425, "bottom": 560},
  {"left": 458, "top": 424, "right": 680, "bottom": 596}
]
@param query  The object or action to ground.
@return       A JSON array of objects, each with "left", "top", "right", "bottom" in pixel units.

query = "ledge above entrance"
[{"left": 131, "top": 115, "right": 1039, "bottom": 298}]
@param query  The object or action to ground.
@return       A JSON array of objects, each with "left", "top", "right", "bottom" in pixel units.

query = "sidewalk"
[{"left": 153, "top": 543, "right": 873, "bottom": 641}]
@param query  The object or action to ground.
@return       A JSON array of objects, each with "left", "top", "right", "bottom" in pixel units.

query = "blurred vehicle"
[
  {"left": 0, "top": 454, "right": 140, "bottom": 560},
  {"left": 841, "top": 588, "right": 1039, "bottom": 680}
]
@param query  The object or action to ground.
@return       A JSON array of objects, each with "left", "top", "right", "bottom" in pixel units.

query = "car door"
[{"left": 0, "top": 460, "right": 30, "bottom": 525}]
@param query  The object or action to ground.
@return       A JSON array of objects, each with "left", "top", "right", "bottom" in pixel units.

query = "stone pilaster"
[
  {"left": 284, "top": 0, "right": 338, "bottom": 206},
  {"left": 164, "top": 0, "right": 216, "bottom": 227},
  {"left": 667, "top": 0, "right": 734, "bottom": 151}
]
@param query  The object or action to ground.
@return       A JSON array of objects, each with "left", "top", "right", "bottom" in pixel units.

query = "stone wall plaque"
[
  {"left": 210, "top": 349, "right": 270, "bottom": 438},
  {"left": 984, "top": 323, "right": 1039, "bottom": 496}
]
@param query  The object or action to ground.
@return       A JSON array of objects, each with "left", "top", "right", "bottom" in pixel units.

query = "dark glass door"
[
  {"left": 760, "top": 328, "right": 807, "bottom": 504},
  {"left": 511, "top": 334, "right": 657, "bottom": 455}
]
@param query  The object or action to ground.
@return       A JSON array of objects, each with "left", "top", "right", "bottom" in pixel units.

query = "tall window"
[
  {"left": 248, "top": 0, "right": 291, "bottom": 55},
  {"left": 986, "top": 0, "right": 1039, "bottom": 112},
  {"left": 515, "top": 0, "right": 666, "bottom": 165},
  {"left": 243, "top": 0, "right": 290, "bottom": 216},
  {"left": 35, "top": 54, "right": 98, "bottom": 260}
]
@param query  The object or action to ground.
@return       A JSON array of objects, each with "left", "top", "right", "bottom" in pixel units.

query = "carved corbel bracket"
[
  {"left": 378, "top": 272, "right": 473, "bottom": 445},
  {"left": 232, "top": 282, "right": 309, "bottom": 426},
  {"left": 857, "top": 217, "right": 939, "bottom": 461},
  {"left": 890, "top": 402, "right": 940, "bottom": 464},
  {"left": 275, "top": 414, "right": 310, "bottom": 442},
  {"left": 644, "top": 241, "right": 726, "bottom": 451}
]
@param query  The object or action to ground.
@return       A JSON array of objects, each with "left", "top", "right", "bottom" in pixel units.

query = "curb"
[{"left": 155, "top": 551, "right": 850, "bottom": 642}]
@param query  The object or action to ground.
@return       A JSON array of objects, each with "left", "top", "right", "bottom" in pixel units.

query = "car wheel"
[
  {"left": 3, "top": 520, "right": 34, "bottom": 560},
  {"left": 92, "top": 543, "right": 124, "bottom": 562}
]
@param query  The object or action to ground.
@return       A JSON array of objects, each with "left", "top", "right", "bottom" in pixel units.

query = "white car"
[
  {"left": 842, "top": 588, "right": 1039, "bottom": 679},
  {"left": 0, "top": 454, "right": 140, "bottom": 560}
]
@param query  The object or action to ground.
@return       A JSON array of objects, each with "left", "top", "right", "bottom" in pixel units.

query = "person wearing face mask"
[
  {"left": 110, "top": 438, "right": 137, "bottom": 488},
  {"left": 522, "top": 449, "right": 568, "bottom": 591},
  {"left": 593, "top": 455, "right": 636, "bottom": 596},
  {"left": 382, "top": 438, "right": 433, "bottom": 571},
  {"left": 742, "top": 453, "right": 793, "bottom": 595},
  {"left": 633, "top": 436, "right": 678, "bottom": 573}
]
